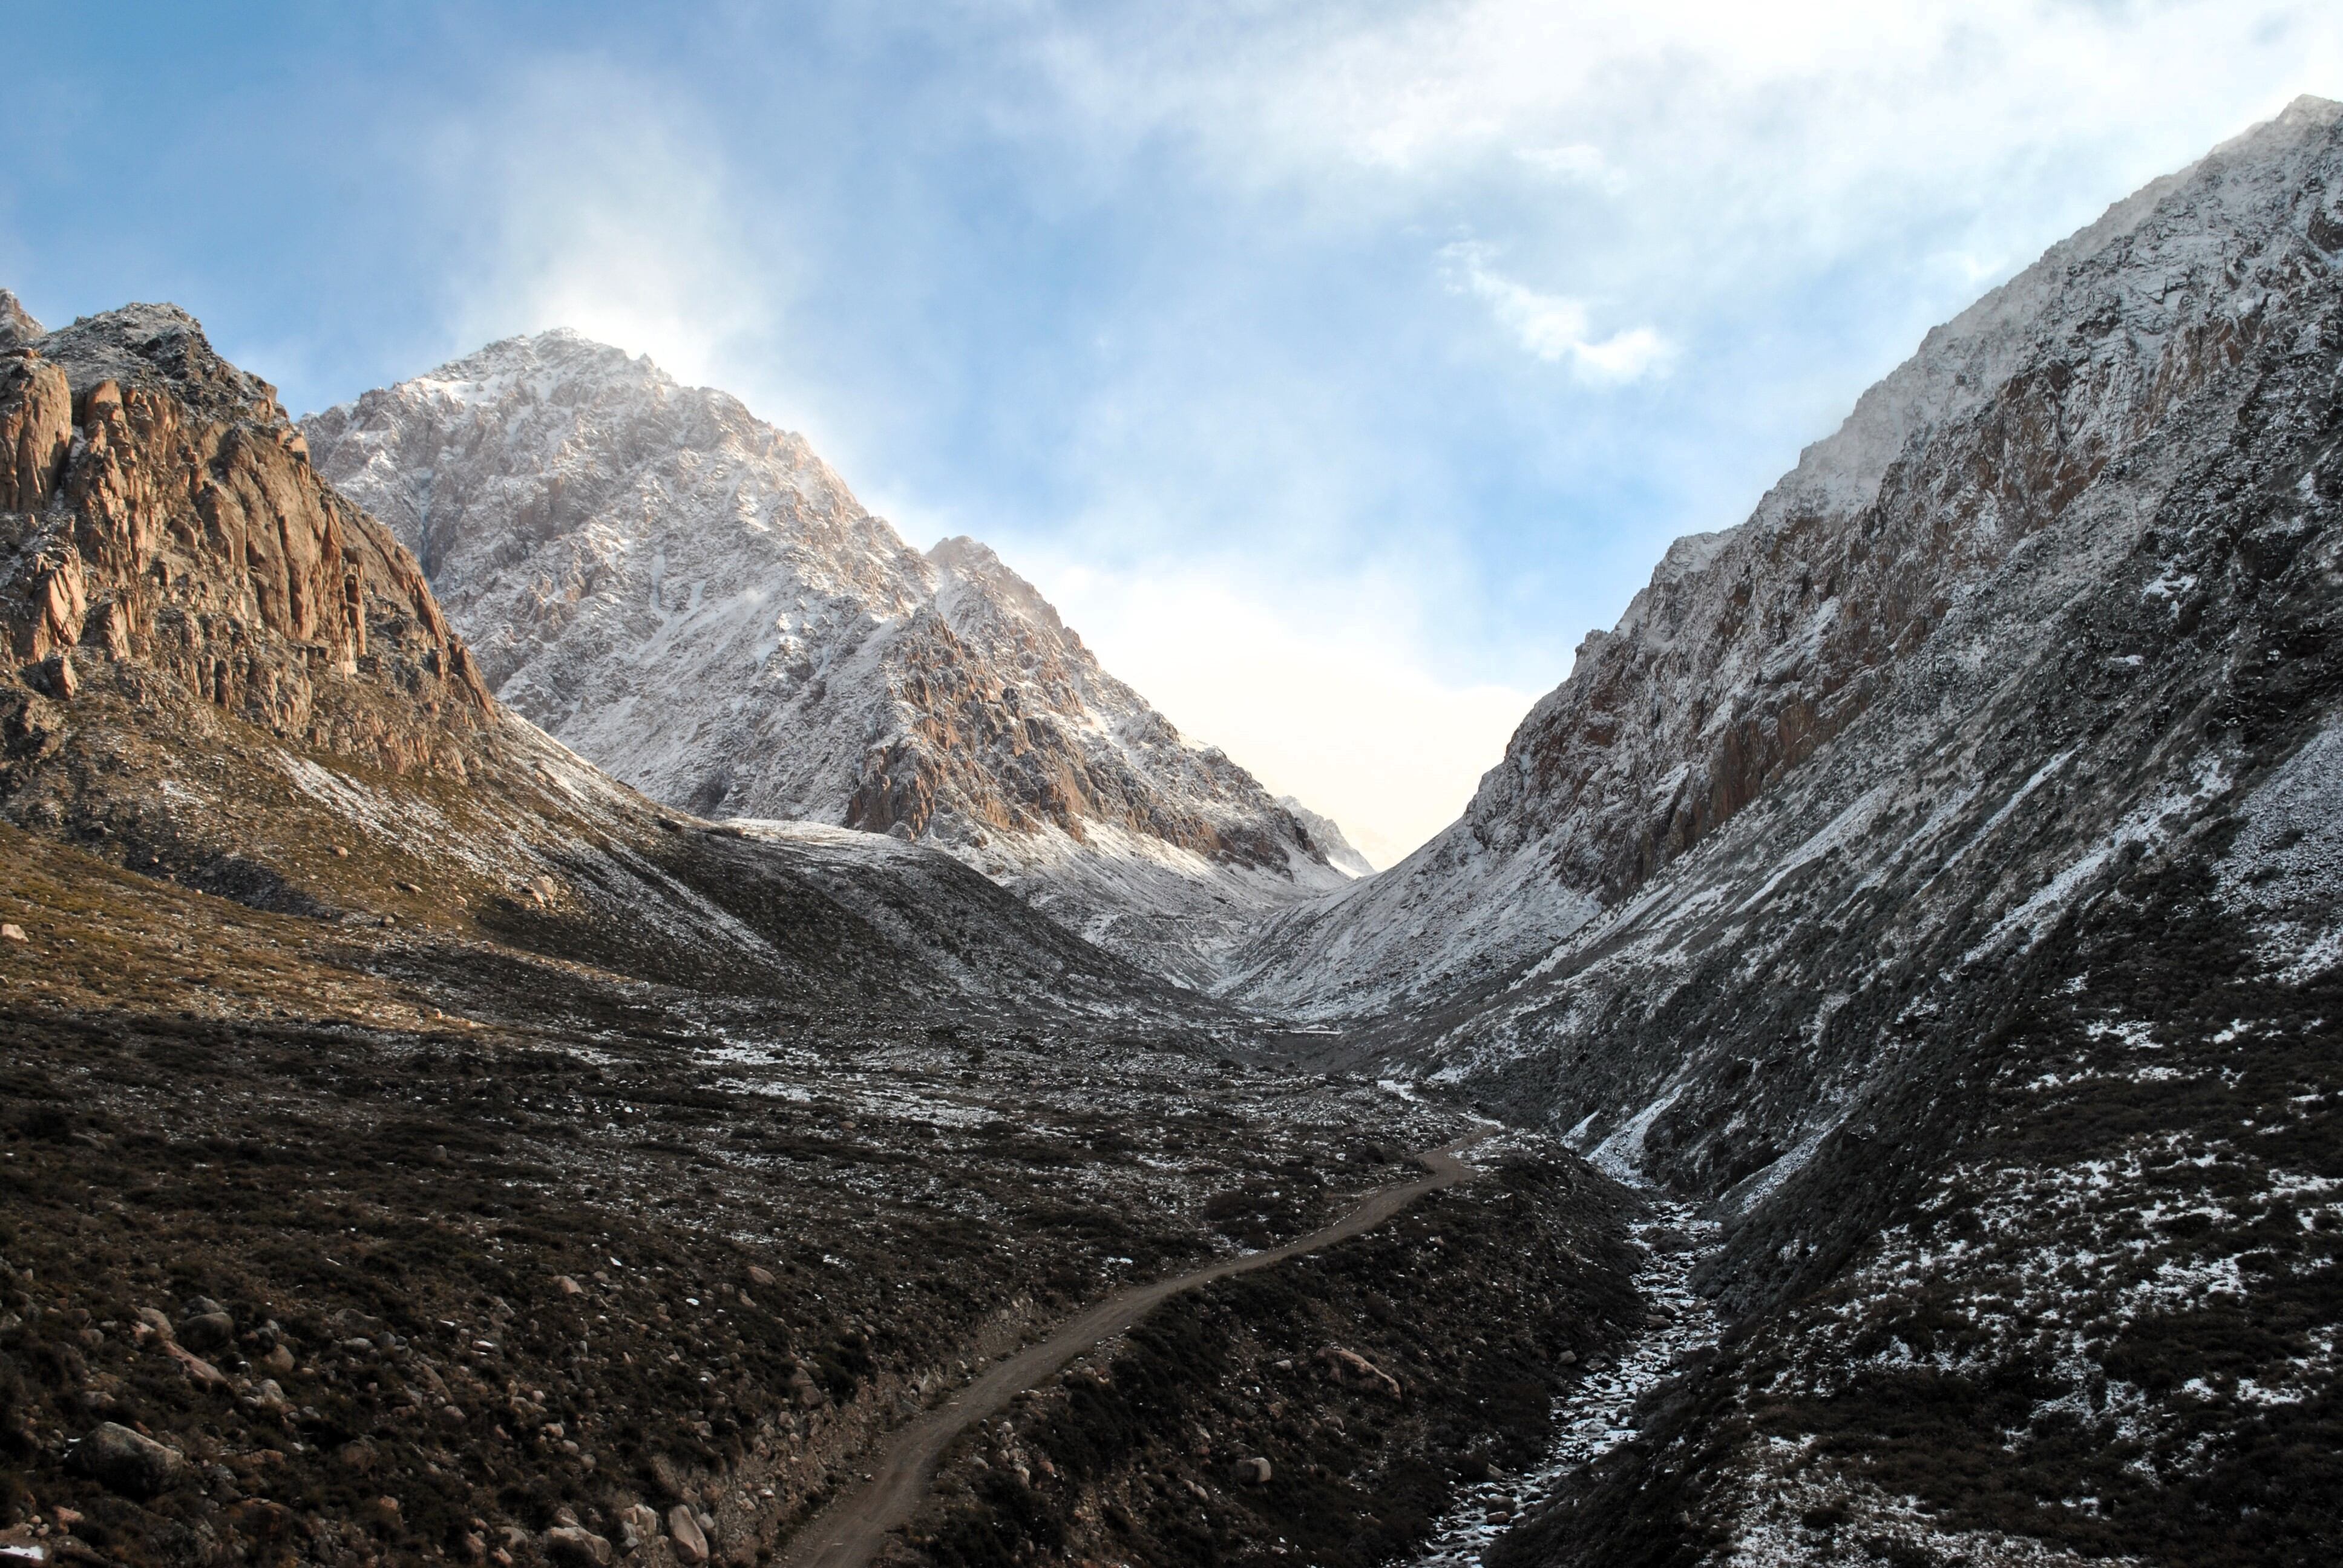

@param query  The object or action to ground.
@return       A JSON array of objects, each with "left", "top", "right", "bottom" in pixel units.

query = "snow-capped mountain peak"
[{"left": 303, "top": 333, "right": 1356, "bottom": 982}]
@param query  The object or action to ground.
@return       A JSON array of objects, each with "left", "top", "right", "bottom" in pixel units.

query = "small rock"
[
  {"left": 554, "top": 1275, "right": 583, "bottom": 1297},
  {"left": 615, "top": 1502, "right": 661, "bottom": 1550},
  {"left": 1317, "top": 1345, "right": 1404, "bottom": 1400},
  {"left": 440, "top": 1403, "right": 468, "bottom": 1428},
  {"left": 1556, "top": 1350, "right": 1578, "bottom": 1367},
  {"left": 136, "top": 1306, "right": 177, "bottom": 1343},
  {"left": 459, "top": 1532, "right": 487, "bottom": 1561},
  {"left": 667, "top": 1504, "right": 710, "bottom": 1564},
  {"left": 333, "top": 846, "right": 350, "bottom": 858},
  {"left": 747, "top": 1265, "right": 776, "bottom": 1288},
  {"left": 263, "top": 1344, "right": 296, "bottom": 1375},
  {"left": 179, "top": 1308, "right": 235, "bottom": 1352},
  {"left": 543, "top": 1525, "right": 614, "bottom": 1567},
  {"left": 165, "top": 1341, "right": 229, "bottom": 1388},
  {"left": 0, "top": 924, "right": 24, "bottom": 943},
  {"left": 39, "top": 651, "right": 77, "bottom": 700},
  {"left": 71, "top": 1422, "right": 185, "bottom": 1500},
  {"left": 1233, "top": 1456, "right": 1273, "bottom": 1486}
]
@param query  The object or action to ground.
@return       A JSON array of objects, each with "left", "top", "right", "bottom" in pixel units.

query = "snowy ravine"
[{"left": 1411, "top": 1199, "right": 1724, "bottom": 1568}]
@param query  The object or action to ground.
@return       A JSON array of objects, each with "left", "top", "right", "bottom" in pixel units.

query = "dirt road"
[{"left": 775, "top": 1140, "right": 1485, "bottom": 1568}]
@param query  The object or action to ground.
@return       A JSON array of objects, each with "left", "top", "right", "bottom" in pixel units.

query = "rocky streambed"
[{"left": 1410, "top": 1198, "right": 1723, "bottom": 1568}]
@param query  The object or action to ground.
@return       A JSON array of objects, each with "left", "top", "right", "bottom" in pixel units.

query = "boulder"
[
  {"left": 543, "top": 1526, "right": 614, "bottom": 1567},
  {"left": 1233, "top": 1456, "right": 1273, "bottom": 1486},
  {"left": 666, "top": 1504, "right": 710, "bottom": 1564},
  {"left": 71, "top": 1422, "right": 185, "bottom": 1499},
  {"left": 177, "top": 1304, "right": 235, "bottom": 1352}
]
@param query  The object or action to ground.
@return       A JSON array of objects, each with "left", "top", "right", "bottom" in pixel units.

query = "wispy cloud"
[
  {"left": 1514, "top": 142, "right": 1630, "bottom": 192},
  {"left": 1440, "top": 242, "right": 1672, "bottom": 382},
  {"left": 416, "top": 57, "right": 785, "bottom": 391}
]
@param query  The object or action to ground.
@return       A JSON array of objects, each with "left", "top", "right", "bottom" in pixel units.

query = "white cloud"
[
  {"left": 1440, "top": 241, "right": 1673, "bottom": 381},
  {"left": 1515, "top": 142, "right": 1628, "bottom": 192},
  {"left": 418, "top": 57, "right": 786, "bottom": 393}
]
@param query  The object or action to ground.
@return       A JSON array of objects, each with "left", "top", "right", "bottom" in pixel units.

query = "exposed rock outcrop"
[{"left": 1, "top": 302, "right": 493, "bottom": 778}]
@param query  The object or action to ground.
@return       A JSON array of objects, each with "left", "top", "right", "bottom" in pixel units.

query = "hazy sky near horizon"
[{"left": 7, "top": 4, "right": 2342, "bottom": 865}]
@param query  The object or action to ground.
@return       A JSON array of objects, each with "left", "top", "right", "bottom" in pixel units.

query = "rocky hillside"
[
  {"left": 1224, "top": 96, "right": 2343, "bottom": 1566},
  {"left": 300, "top": 335, "right": 1352, "bottom": 984}
]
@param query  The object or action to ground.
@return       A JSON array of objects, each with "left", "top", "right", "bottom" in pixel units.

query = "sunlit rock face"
[
  {"left": 306, "top": 332, "right": 1353, "bottom": 983},
  {"left": 3, "top": 299, "right": 494, "bottom": 780}
]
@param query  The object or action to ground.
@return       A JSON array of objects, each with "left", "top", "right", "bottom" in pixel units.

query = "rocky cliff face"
[
  {"left": 1, "top": 301, "right": 494, "bottom": 780},
  {"left": 302, "top": 332, "right": 1352, "bottom": 982},
  {"left": 1231, "top": 96, "right": 2343, "bottom": 1566},
  {"left": 1277, "top": 794, "right": 1374, "bottom": 877}
]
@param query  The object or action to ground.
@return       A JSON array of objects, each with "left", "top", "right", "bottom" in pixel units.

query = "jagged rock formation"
[
  {"left": 2, "top": 302, "right": 494, "bottom": 778},
  {"left": 1231, "top": 96, "right": 2343, "bottom": 1566},
  {"left": 301, "top": 333, "right": 1353, "bottom": 982}
]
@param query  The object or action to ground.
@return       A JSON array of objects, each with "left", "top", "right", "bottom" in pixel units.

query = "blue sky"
[{"left": 7, "top": 3, "right": 2341, "bottom": 863}]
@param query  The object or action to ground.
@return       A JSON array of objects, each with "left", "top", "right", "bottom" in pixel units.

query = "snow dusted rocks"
[
  {"left": 1254, "top": 95, "right": 2343, "bottom": 1568},
  {"left": 1233, "top": 91, "right": 2343, "bottom": 1054},
  {"left": 303, "top": 331, "right": 1352, "bottom": 982}
]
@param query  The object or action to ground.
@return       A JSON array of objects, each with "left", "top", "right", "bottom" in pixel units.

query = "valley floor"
[{"left": 0, "top": 827, "right": 1648, "bottom": 1568}]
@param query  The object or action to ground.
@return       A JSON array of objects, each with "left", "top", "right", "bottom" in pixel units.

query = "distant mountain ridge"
[{"left": 303, "top": 332, "right": 1357, "bottom": 983}]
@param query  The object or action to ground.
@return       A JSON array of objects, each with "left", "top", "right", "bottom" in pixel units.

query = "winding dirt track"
[{"left": 776, "top": 1141, "right": 1484, "bottom": 1568}]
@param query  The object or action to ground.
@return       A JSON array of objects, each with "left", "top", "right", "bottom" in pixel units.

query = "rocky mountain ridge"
[
  {"left": 1230, "top": 92, "right": 2343, "bottom": 1024},
  {"left": 0, "top": 295, "right": 1204, "bottom": 1018},
  {"left": 301, "top": 333, "right": 1354, "bottom": 984},
  {"left": 1228, "top": 94, "right": 2343, "bottom": 1566}
]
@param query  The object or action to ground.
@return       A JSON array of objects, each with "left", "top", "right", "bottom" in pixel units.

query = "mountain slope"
[
  {"left": 0, "top": 297, "right": 1187, "bottom": 1018},
  {"left": 300, "top": 335, "right": 1352, "bottom": 984},
  {"left": 1224, "top": 96, "right": 2343, "bottom": 1566},
  {"left": 1232, "top": 93, "right": 2343, "bottom": 1025}
]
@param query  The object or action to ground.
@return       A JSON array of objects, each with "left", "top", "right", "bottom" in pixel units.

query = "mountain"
[
  {"left": 1230, "top": 96, "right": 2343, "bottom": 1564},
  {"left": 0, "top": 296, "right": 1207, "bottom": 1018},
  {"left": 1279, "top": 794, "right": 1375, "bottom": 876},
  {"left": 300, "top": 334, "right": 1354, "bottom": 984}
]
